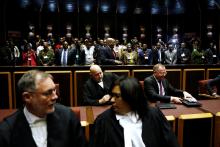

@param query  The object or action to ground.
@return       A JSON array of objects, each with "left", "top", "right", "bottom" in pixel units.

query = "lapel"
[
  {"left": 142, "top": 116, "right": 158, "bottom": 147},
  {"left": 102, "top": 74, "right": 111, "bottom": 92},
  {"left": 152, "top": 76, "right": 160, "bottom": 93},
  {"left": 11, "top": 111, "right": 37, "bottom": 147},
  {"left": 47, "top": 110, "right": 63, "bottom": 147}
]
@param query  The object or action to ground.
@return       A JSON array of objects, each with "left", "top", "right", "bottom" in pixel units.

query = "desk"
[
  {"left": 199, "top": 99, "right": 220, "bottom": 114},
  {"left": 160, "top": 104, "right": 205, "bottom": 117},
  {"left": 199, "top": 99, "right": 220, "bottom": 147},
  {"left": 89, "top": 103, "right": 213, "bottom": 147}
]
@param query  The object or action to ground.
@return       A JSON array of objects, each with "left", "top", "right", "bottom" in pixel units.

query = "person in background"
[
  {"left": 121, "top": 43, "right": 138, "bottom": 65},
  {"left": 90, "top": 76, "right": 179, "bottom": 147},
  {"left": 207, "top": 75, "right": 220, "bottom": 98},
  {"left": 100, "top": 38, "right": 123, "bottom": 65},
  {"left": 83, "top": 64, "right": 118, "bottom": 106},
  {"left": 54, "top": 41, "right": 75, "bottom": 66},
  {"left": 22, "top": 43, "right": 37, "bottom": 66},
  {"left": 38, "top": 42, "right": 55, "bottom": 66},
  {"left": 0, "top": 70, "right": 87, "bottom": 147},
  {"left": 164, "top": 44, "right": 177, "bottom": 64},
  {"left": 144, "top": 64, "right": 197, "bottom": 103},
  {"left": 177, "top": 42, "right": 191, "bottom": 64}
]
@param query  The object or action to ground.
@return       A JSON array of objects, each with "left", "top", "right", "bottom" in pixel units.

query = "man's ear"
[{"left": 22, "top": 92, "right": 32, "bottom": 103}]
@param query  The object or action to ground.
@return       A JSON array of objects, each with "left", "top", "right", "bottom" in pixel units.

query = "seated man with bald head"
[{"left": 83, "top": 64, "right": 119, "bottom": 105}]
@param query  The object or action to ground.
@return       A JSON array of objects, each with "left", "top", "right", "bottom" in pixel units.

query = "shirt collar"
[
  {"left": 116, "top": 112, "right": 139, "bottom": 123},
  {"left": 24, "top": 107, "right": 46, "bottom": 124}
]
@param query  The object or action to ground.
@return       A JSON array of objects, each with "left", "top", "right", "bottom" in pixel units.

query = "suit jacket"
[
  {"left": 144, "top": 75, "right": 183, "bottom": 102},
  {"left": 152, "top": 49, "right": 165, "bottom": 64},
  {"left": 100, "top": 46, "right": 118, "bottom": 65},
  {"left": 83, "top": 73, "right": 118, "bottom": 106},
  {"left": 90, "top": 107, "right": 179, "bottom": 147},
  {"left": 0, "top": 104, "right": 87, "bottom": 147},
  {"left": 55, "top": 48, "right": 75, "bottom": 66}
]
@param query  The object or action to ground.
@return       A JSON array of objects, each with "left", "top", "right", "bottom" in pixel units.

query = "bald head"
[
  {"left": 106, "top": 38, "right": 115, "bottom": 49},
  {"left": 90, "top": 65, "right": 103, "bottom": 82}
]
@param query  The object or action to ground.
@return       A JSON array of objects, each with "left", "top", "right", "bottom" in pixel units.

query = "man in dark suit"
[
  {"left": 54, "top": 41, "right": 75, "bottom": 66},
  {"left": 0, "top": 70, "right": 87, "bottom": 147},
  {"left": 83, "top": 64, "right": 118, "bottom": 105},
  {"left": 144, "top": 63, "right": 196, "bottom": 103},
  {"left": 100, "top": 38, "right": 122, "bottom": 65}
]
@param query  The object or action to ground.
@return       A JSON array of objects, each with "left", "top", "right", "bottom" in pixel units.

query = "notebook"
[{"left": 156, "top": 103, "right": 177, "bottom": 109}]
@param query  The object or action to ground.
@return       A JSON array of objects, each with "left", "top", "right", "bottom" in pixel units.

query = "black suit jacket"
[
  {"left": 152, "top": 49, "right": 165, "bottom": 64},
  {"left": 144, "top": 75, "right": 184, "bottom": 102},
  {"left": 100, "top": 46, "right": 117, "bottom": 65},
  {"left": 55, "top": 48, "right": 75, "bottom": 66},
  {"left": 83, "top": 73, "right": 118, "bottom": 106},
  {"left": 90, "top": 107, "right": 179, "bottom": 147},
  {"left": 0, "top": 104, "right": 87, "bottom": 147}
]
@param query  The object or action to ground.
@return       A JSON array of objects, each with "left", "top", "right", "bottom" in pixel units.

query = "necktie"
[
  {"left": 112, "top": 50, "right": 116, "bottom": 59},
  {"left": 159, "top": 81, "right": 163, "bottom": 95},
  {"left": 63, "top": 50, "right": 67, "bottom": 65}
]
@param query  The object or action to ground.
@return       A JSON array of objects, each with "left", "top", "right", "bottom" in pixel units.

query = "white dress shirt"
[
  {"left": 24, "top": 107, "right": 47, "bottom": 147},
  {"left": 116, "top": 112, "right": 145, "bottom": 147}
]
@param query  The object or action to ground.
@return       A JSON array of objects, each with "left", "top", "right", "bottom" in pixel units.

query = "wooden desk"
[
  {"left": 198, "top": 99, "right": 220, "bottom": 147},
  {"left": 160, "top": 104, "right": 205, "bottom": 117},
  {"left": 199, "top": 99, "right": 220, "bottom": 114}
]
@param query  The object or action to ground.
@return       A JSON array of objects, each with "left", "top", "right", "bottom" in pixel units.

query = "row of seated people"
[
  {"left": 0, "top": 69, "right": 180, "bottom": 147},
  {"left": 83, "top": 64, "right": 200, "bottom": 107},
  {"left": 0, "top": 36, "right": 219, "bottom": 66}
]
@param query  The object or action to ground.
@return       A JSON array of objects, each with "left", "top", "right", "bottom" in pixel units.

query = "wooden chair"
[
  {"left": 198, "top": 79, "right": 218, "bottom": 99},
  {"left": 178, "top": 113, "right": 213, "bottom": 147},
  {"left": 0, "top": 109, "right": 17, "bottom": 122},
  {"left": 214, "top": 112, "right": 220, "bottom": 147}
]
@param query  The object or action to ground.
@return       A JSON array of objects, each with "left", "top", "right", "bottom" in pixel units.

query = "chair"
[
  {"left": 71, "top": 107, "right": 90, "bottom": 141},
  {"left": 0, "top": 109, "right": 17, "bottom": 122},
  {"left": 214, "top": 112, "right": 220, "bottom": 147},
  {"left": 198, "top": 79, "right": 218, "bottom": 99},
  {"left": 165, "top": 115, "right": 176, "bottom": 132},
  {"left": 178, "top": 113, "right": 213, "bottom": 147}
]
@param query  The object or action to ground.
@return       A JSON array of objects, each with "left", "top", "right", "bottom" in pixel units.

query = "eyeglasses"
[
  {"left": 157, "top": 71, "right": 167, "bottom": 76},
  {"left": 29, "top": 88, "right": 56, "bottom": 96}
]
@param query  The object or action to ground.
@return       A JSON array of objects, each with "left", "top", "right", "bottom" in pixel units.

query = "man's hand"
[
  {"left": 115, "top": 60, "right": 122, "bottom": 65},
  {"left": 99, "top": 94, "right": 111, "bottom": 104},
  {"left": 170, "top": 96, "right": 182, "bottom": 104}
]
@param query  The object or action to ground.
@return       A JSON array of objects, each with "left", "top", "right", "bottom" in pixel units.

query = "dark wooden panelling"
[
  {"left": 183, "top": 69, "right": 205, "bottom": 98},
  {"left": 74, "top": 70, "right": 90, "bottom": 106},
  {"left": 178, "top": 113, "right": 213, "bottom": 147},
  {"left": 131, "top": 69, "right": 153, "bottom": 81},
  {"left": 13, "top": 71, "right": 72, "bottom": 108},
  {"left": 0, "top": 72, "right": 12, "bottom": 108},
  {"left": 45, "top": 71, "right": 73, "bottom": 106},
  {"left": 207, "top": 68, "right": 220, "bottom": 79}
]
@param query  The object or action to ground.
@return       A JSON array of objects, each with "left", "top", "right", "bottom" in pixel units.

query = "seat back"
[
  {"left": 0, "top": 109, "right": 17, "bottom": 122},
  {"left": 198, "top": 79, "right": 217, "bottom": 98}
]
